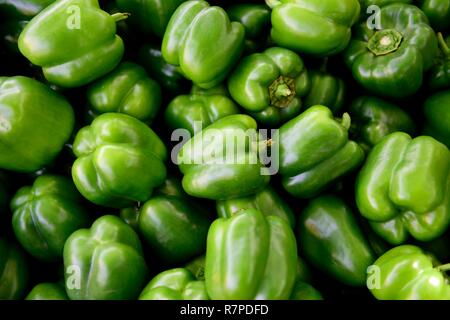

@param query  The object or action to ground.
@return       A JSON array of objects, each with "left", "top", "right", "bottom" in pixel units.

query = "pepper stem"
[
  {"left": 367, "top": 29, "right": 403, "bottom": 56},
  {"left": 111, "top": 12, "right": 130, "bottom": 23},
  {"left": 340, "top": 113, "right": 352, "bottom": 131},
  {"left": 437, "top": 263, "right": 450, "bottom": 272},
  {"left": 275, "top": 83, "right": 292, "bottom": 98},
  {"left": 269, "top": 76, "right": 296, "bottom": 108},
  {"left": 437, "top": 32, "right": 450, "bottom": 57}
]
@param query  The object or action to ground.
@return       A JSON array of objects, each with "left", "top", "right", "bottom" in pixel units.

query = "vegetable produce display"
[{"left": 1, "top": 0, "right": 450, "bottom": 302}]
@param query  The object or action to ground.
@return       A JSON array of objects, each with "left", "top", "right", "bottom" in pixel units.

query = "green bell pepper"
[
  {"left": 165, "top": 85, "right": 239, "bottom": 136},
  {"left": 303, "top": 68, "right": 345, "bottom": 114},
  {"left": 350, "top": 96, "right": 416, "bottom": 149},
  {"left": 359, "top": 0, "right": 412, "bottom": 10},
  {"left": 228, "top": 47, "right": 310, "bottom": 127},
  {"left": 0, "top": 76, "right": 74, "bottom": 173},
  {"left": 298, "top": 195, "right": 375, "bottom": 286},
  {"left": 356, "top": 132, "right": 450, "bottom": 244},
  {"left": 424, "top": 90, "right": 450, "bottom": 148},
  {"left": 72, "top": 113, "right": 167, "bottom": 208},
  {"left": 368, "top": 245, "right": 450, "bottom": 300},
  {"left": 26, "top": 282, "right": 68, "bottom": 300},
  {"left": 138, "top": 43, "right": 189, "bottom": 96},
  {"left": 266, "top": 0, "right": 361, "bottom": 56},
  {"left": 64, "top": 215, "right": 148, "bottom": 300},
  {"left": 178, "top": 114, "right": 270, "bottom": 200},
  {"left": 290, "top": 281, "right": 323, "bottom": 300},
  {"left": 276, "top": 105, "right": 365, "bottom": 198},
  {"left": 216, "top": 186, "right": 295, "bottom": 228},
  {"left": 86, "top": 62, "right": 161, "bottom": 124},
  {"left": 205, "top": 208, "right": 297, "bottom": 299},
  {"left": 116, "top": 0, "right": 185, "bottom": 37},
  {"left": 162, "top": 0, "right": 245, "bottom": 89},
  {"left": 344, "top": 3, "right": 438, "bottom": 98},
  {"left": 139, "top": 268, "right": 209, "bottom": 300},
  {"left": 0, "top": 238, "right": 29, "bottom": 300},
  {"left": 429, "top": 33, "right": 450, "bottom": 91},
  {"left": 227, "top": 4, "right": 271, "bottom": 54},
  {"left": 11, "top": 175, "right": 90, "bottom": 262},
  {"left": 419, "top": 0, "right": 450, "bottom": 31},
  {"left": 18, "top": 0, "right": 126, "bottom": 88}
]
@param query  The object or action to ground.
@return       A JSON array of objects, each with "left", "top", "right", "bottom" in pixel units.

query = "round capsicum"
[
  {"left": 64, "top": 215, "right": 148, "bottom": 300},
  {"left": 275, "top": 105, "right": 365, "bottom": 199},
  {"left": 429, "top": 33, "right": 450, "bottom": 91},
  {"left": 11, "top": 175, "right": 90, "bottom": 262},
  {"left": 86, "top": 62, "right": 162, "bottom": 124},
  {"left": 72, "top": 113, "right": 167, "bottom": 208},
  {"left": 344, "top": 3, "right": 438, "bottom": 98},
  {"left": 18, "top": 0, "right": 126, "bottom": 88},
  {"left": 356, "top": 132, "right": 450, "bottom": 244},
  {"left": 205, "top": 208, "right": 297, "bottom": 299},
  {"left": 0, "top": 238, "right": 29, "bottom": 300},
  {"left": 0, "top": 76, "right": 74, "bottom": 173},
  {"left": 26, "top": 282, "right": 68, "bottom": 300},
  {"left": 419, "top": 0, "right": 450, "bottom": 31},
  {"left": 162, "top": 0, "right": 245, "bottom": 89},
  {"left": 228, "top": 47, "right": 310, "bottom": 127},
  {"left": 266, "top": 0, "right": 361, "bottom": 56},
  {"left": 298, "top": 195, "right": 376, "bottom": 286},
  {"left": 139, "top": 268, "right": 209, "bottom": 300},
  {"left": 368, "top": 245, "right": 450, "bottom": 300},
  {"left": 424, "top": 90, "right": 450, "bottom": 148}
]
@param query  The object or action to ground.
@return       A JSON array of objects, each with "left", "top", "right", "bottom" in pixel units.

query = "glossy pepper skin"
[
  {"left": 178, "top": 114, "right": 270, "bottom": 200},
  {"left": 11, "top": 175, "right": 90, "bottom": 262},
  {"left": 228, "top": 47, "right": 310, "bottom": 127},
  {"left": 216, "top": 186, "right": 295, "bottom": 228},
  {"left": 350, "top": 96, "right": 416, "bottom": 149},
  {"left": 63, "top": 215, "right": 148, "bottom": 300},
  {"left": 424, "top": 90, "right": 450, "bottom": 148},
  {"left": 344, "top": 4, "right": 438, "bottom": 98},
  {"left": 0, "top": 0, "right": 55, "bottom": 18},
  {"left": 116, "top": 0, "right": 185, "bottom": 37},
  {"left": 86, "top": 62, "right": 161, "bottom": 124},
  {"left": 298, "top": 195, "right": 375, "bottom": 286},
  {"left": 369, "top": 245, "right": 450, "bottom": 300},
  {"left": 429, "top": 33, "right": 450, "bottom": 91},
  {"left": 165, "top": 85, "right": 239, "bottom": 136},
  {"left": 227, "top": 4, "right": 271, "bottom": 54},
  {"left": 139, "top": 268, "right": 209, "bottom": 300},
  {"left": 356, "top": 132, "right": 450, "bottom": 244},
  {"left": 72, "top": 113, "right": 167, "bottom": 208},
  {"left": 162, "top": 0, "right": 245, "bottom": 89},
  {"left": 275, "top": 105, "right": 365, "bottom": 199},
  {"left": 205, "top": 209, "right": 297, "bottom": 300},
  {"left": 0, "top": 238, "right": 29, "bottom": 300},
  {"left": 18, "top": 0, "right": 125, "bottom": 88},
  {"left": 266, "top": 0, "right": 361, "bottom": 56},
  {"left": 0, "top": 76, "right": 74, "bottom": 173},
  {"left": 138, "top": 43, "right": 189, "bottom": 96},
  {"left": 419, "top": 0, "right": 450, "bottom": 31},
  {"left": 26, "top": 282, "right": 68, "bottom": 300}
]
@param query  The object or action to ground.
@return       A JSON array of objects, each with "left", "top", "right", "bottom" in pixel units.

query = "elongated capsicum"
[
  {"left": 429, "top": 33, "right": 450, "bottom": 91},
  {"left": 227, "top": 4, "right": 271, "bottom": 54},
  {"left": 0, "top": 238, "right": 29, "bottom": 300},
  {"left": 275, "top": 105, "right": 365, "bottom": 199},
  {"left": 139, "top": 268, "right": 209, "bottom": 300},
  {"left": 424, "top": 90, "right": 450, "bottom": 148},
  {"left": 298, "top": 195, "right": 375, "bottom": 286},
  {"left": 205, "top": 208, "right": 297, "bottom": 299},
  {"left": 26, "top": 282, "right": 68, "bottom": 300},
  {"left": 0, "top": 76, "right": 74, "bottom": 173},
  {"left": 162, "top": 0, "right": 245, "bottom": 89},
  {"left": 11, "top": 175, "right": 90, "bottom": 262},
  {"left": 86, "top": 62, "right": 161, "bottom": 124},
  {"left": 266, "top": 0, "right": 361, "bottom": 56},
  {"left": 178, "top": 114, "right": 270, "bottom": 200},
  {"left": 368, "top": 245, "right": 450, "bottom": 300},
  {"left": 228, "top": 47, "right": 310, "bottom": 127},
  {"left": 216, "top": 186, "right": 295, "bottom": 228},
  {"left": 72, "top": 113, "right": 167, "bottom": 208},
  {"left": 64, "top": 215, "right": 148, "bottom": 300},
  {"left": 356, "top": 132, "right": 450, "bottom": 244},
  {"left": 344, "top": 3, "right": 438, "bottom": 98},
  {"left": 18, "top": 0, "right": 126, "bottom": 88},
  {"left": 116, "top": 0, "right": 185, "bottom": 37},
  {"left": 419, "top": 0, "right": 450, "bottom": 31},
  {"left": 350, "top": 96, "right": 416, "bottom": 149},
  {"left": 165, "top": 85, "right": 239, "bottom": 135}
]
